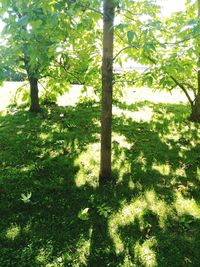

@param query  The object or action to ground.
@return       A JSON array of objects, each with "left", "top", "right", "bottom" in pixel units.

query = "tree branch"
[
  {"left": 77, "top": 2, "right": 103, "bottom": 16},
  {"left": 144, "top": 55, "right": 194, "bottom": 105},
  {"left": 54, "top": 60, "right": 83, "bottom": 84},
  {"left": 169, "top": 75, "right": 194, "bottom": 105},
  {"left": 183, "top": 82, "right": 197, "bottom": 98},
  {"left": 114, "top": 45, "right": 140, "bottom": 61}
]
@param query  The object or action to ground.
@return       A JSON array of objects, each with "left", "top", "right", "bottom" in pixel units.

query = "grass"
[{"left": 0, "top": 87, "right": 200, "bottom": 266}]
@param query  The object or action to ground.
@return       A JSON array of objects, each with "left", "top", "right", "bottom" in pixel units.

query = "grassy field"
[{"left": 0, "top": 83, "right": 200, "bottom": 266}]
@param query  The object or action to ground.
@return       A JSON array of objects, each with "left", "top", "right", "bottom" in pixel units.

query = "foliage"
[
  {"left": 1, "top": 0, "right": 200, "bottom": 108},
  {"left": 0, "top": 0, "right": 103, "bottom": 102},
  {"left": 114, "top": 0, "right": 200, "bottom": 106},
  {"left": 0, "top": 0, "right": 63, "bottom": 77}
]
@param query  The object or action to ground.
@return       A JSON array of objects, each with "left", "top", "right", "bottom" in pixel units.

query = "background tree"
[
  {"left": 0, "top": 0, "right": 65, "bottom": 112},
  {"left": 114, "top": 0, "right": 200, "bottom": 122},
  {"left": 0, "top": 0, "right": 103, "bottom": 109}
]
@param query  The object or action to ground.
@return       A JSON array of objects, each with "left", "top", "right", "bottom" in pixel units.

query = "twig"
[{"left": 113, "top": 45, "right": 140, "bottom": 61}]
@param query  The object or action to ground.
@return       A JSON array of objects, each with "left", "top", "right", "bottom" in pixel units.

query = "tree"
[
  {"left": 99, "top": 0, "right": 162, "bottom": 183},
  {"left": 0, "top": 0, "right": 64, "bottom": 112},
  {"left": 114, "top": 0, "right": 200, "bottom": 122},
  {"left": 0, "top": 0, "right": 103, "bottom": 110},
  {"left": 99, "top": 0, "right": 115, "bottom": 184}
]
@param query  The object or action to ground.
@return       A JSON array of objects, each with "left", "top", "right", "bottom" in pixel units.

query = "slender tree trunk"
[
  {"left": 29, "top": 76, "right": 40, "bottom": 113},
  {"left": 99, "top": 0, "right": 115, "bottom": 184},
  {"left": 190, "top": 73, "right": 200, "bottom": 122},
  {"left": 24, "top": 55, "right": 40, "bottom": 113},
  {"left": 190, "top": 0, "right": 200, "bottom": 121}
]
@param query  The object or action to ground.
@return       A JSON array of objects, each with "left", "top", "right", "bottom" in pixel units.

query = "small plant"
[
  {"left": 179, "top": 217, "right": 194, "bottom": 230},
  {"left": 97, "top": 204, "right": 111, "bottom": 218},
  {"left": 78, "top": 208, "right": 90, "bottom": 221},
  {"left": 21, "top": 192, "right": 32, "bottom": 203}
]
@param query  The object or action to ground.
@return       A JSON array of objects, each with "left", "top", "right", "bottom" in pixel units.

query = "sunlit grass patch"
[
  {"left": 108, "top": 190, "right": 170, "bottom": 254},
  {"left": 74, "top": 143, "right": 100, "bottom": 188},
  {"left": 174, "top": 192, "right": 200, "bottom": 219},
  {"left": 6, "top": 224, "right": 21, "bottom": 240},
  {"left": 35, "top": 241, "right": 54, "bottom": 265},
  {"left": 134, "top": 238, "right": 157, "bottom": 267},
  {"left": 38, "top": 132, "right": 52, "bottom": 141},
  {"left": 73, "top": 231, "right": 92, "bottom": 266},
  {"left": 152, "top": 163, "right": 171, "bottom": 176},
  {"left": 113, "top": 105, "right": 154, "bottom": 122},
  {"left": 197, "top": 167, "right": 200, "bottom": 181}
]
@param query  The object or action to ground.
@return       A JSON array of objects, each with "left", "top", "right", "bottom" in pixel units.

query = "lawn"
[{"left": 0, "top": 84, "right": 200, "bottom": 266}]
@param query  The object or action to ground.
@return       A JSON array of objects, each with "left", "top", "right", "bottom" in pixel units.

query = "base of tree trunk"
[
  {"left": 189, "top": 99, "right": 200, "bottom": 122},
  {"left": 189, "top": 112, "right": 200, "bottom": 122},
  {"left": 99, "top": 174, "right": 112, "bottom": 186},
  {"left": 29, "top": 77, "right": 40, "bottom": 113},
  {"left": 29, "top": 106, "right": 41, "bottom": 113},
  {"left": 99, "top": 176, "right": 113, "bottom": 187}
]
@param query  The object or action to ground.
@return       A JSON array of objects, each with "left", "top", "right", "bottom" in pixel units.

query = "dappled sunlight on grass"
[
  {"left": 6, "top": 224, "right": 21, "bottom": 240},
  {"left": 73, "top": 229, "right": 92, "bottom": 266},
  {"left": 108, "top": 190, "right": 170, "bottom": 254},
  {"left": 174, "top": 192, "right": 200, "bottom": 219},
  {"left": 134, "top": 238, "right": 157, "bottom": 267},
  {"left": 197, "top": 167, "right": 200, "bottom": 181},
  {"left": 152, "top": 163, "right": 171, "bottom": 176},
  {"left": 113, "top": 105, "right": 154, "bottom": 122},
  {"left": 38, "top": 132, "right": 52, "bottom": 141},
  {"left": 174, "top": 166, "right": 187, "bottom": 178},
  {"left": 35, "top": 246, "right": 53, "bottom": 265},
  {"left": 74, "top": 143, "right": 100, "bottom": 188},
  {"left": 120, "top": 88, "right": 189, "bottom": 105},
  {"left": 1, "top": 97, "right": 200, "bottom": 266},
  {"left": 112, "top": 132, "right": 132, "bottom": 149},
  {"left": 135, "top": 151, "right": 147, "bottom": 171}
]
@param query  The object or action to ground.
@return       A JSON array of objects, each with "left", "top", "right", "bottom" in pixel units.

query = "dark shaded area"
[{"left": 0, "top": 100, "right": 200, "bottom": 266}]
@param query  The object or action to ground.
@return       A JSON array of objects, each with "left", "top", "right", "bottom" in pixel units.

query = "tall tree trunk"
[
  {"left": 190, "top": 0, "right": 200, "bottom": 122},
  {"left": 99, "top": 0, "right": 115, "bottom": 184},
  {"left": 29, "top": 76, "right": 40, "bottom": 113}
]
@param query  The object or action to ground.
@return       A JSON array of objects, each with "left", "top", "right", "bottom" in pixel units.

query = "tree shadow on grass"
[
  {"left": 0, "top": 103, "right": 102, "bottom": 266},
  {"left": 108, "top": 101, "right": 200, "bottom": 266},
  {"left": 0, "top": 100, "right": 200, "bottom": 266}
]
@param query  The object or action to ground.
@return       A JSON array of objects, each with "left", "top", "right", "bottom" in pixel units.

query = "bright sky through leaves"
[
  {"left": 0, "top": 0, "right": 186, "bottom": 34},
  {"left": 159, "top": 0, "right": 186, "bottom": 16}
]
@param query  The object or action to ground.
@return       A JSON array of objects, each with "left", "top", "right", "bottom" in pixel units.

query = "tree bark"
[
  {"left": 190, "top": 74, "right": 200, "bottom": 121},
  {"left": 99, "top": 0, "right": 115, "bottom": 184},
  {"left": 190, "top": 0, "right": 200, "bottom": 122},
  {"left": 29, "top": 76, "right": 40, "bottom": 113},
  {"left": 24, "top": 55, "right": 40, "bottom": 113}
]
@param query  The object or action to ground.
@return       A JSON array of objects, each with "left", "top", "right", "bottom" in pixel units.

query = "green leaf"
[
  {"left": 31, "top": 20, "right": 43, "bottom": 29},
  {"left": 115, "top": 23, "right": 128, "bottom": 32},
  {"left": 127, "top": 31, "right": 136, "bottom": 44},
  {"left": 143, "top": 43, "right": 156, "bottom": 52},
  {"left": 21, "top": 192, "right": 32, "bottom": 203},
  {"left": 78, "top": 208, "right": 90, "bottom": 221},
  {"left": 17, "top": 15, "right": 29, "bottom": 26},
  {"left": 144, "top": 76, "right": 153, "bottom": 87}
]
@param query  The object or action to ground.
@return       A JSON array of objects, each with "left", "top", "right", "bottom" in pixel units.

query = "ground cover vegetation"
[
  {"left": 0, "top": 0, "right": 200, "bottom": 266},
  {"left": 0, "top": 99, "right": 200, "bottom": 266}
]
